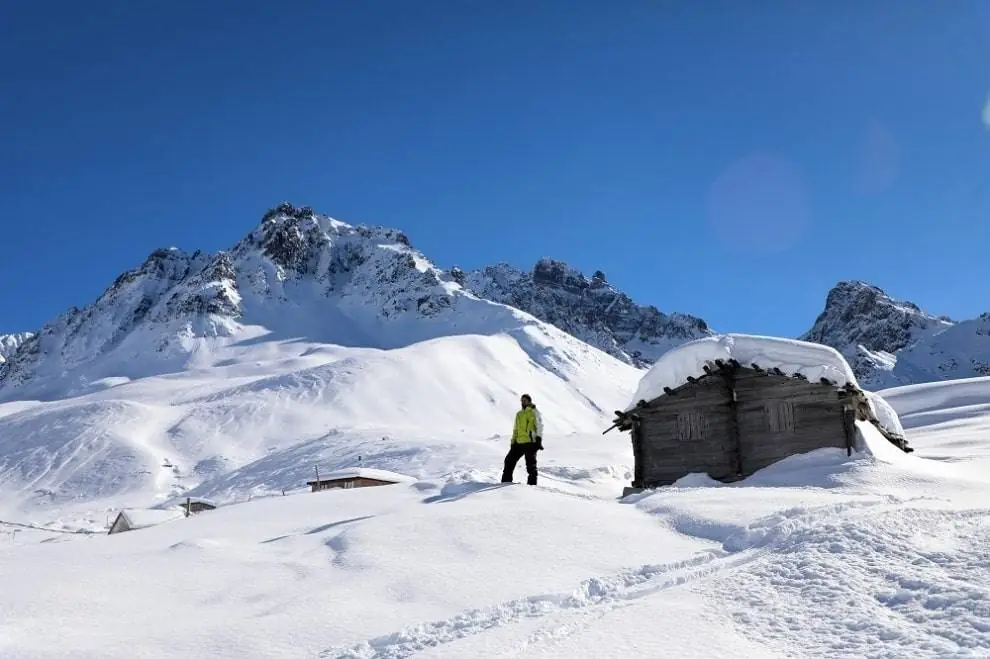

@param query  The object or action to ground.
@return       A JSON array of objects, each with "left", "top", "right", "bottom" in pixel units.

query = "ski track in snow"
[
  {"left": 318, "top": 496, "right": 920, "bottom": 659},
  {"left": 318, "top": 548, "right": 752, "bottom": 659}
]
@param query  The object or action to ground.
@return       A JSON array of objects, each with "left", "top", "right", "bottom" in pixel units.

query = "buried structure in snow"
[{"left": 606, "top": 334, "right": 911, "bottom": 494}]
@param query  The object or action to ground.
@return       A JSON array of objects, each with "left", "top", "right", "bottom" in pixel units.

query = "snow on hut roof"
[
  {"left": 626, "top": 333, "right": 859, "bottom": 410},
  {"left": 314, "top": 468, "right": 417, "bottom": 483},
  {"left": 862, "top": 390, "right": 905, "bottom": 439}
]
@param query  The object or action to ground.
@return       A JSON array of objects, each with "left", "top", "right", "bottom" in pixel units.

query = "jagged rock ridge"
[
  {"left": 460, "top": 258, "right": 713, "bottom": 367},
  {"left": 0, "top": 332, "right": 33, "bottom": 364},
  {"left": 800, "top": 280, "right": 955, "bottom": 387},
  {"left": 0, "top": 203, "right": 520, "bottom": 398}
]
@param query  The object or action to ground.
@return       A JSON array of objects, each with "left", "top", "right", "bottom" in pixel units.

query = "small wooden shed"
[
  {"left": 306, "top": 468, "right": 414, "bottom": 493},
  {"left": 606, "top": 334, "right": 910, "bottom": 495},
  {"left": 107, "top": 508, "right": 186, "bottom": 535},
  {"left": 180, "top": 497, "right": 217, "bottom": 516},
  {"left": 108, "top": 498, "right": 217, "bottom": 535}
]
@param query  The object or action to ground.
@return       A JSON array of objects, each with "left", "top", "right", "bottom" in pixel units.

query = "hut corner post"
[
  {"left": 842, "top": 406, "right": 856, "bottom": 457},
  {"left": 723, "top": 366, "right": 743, "bottom": 477},
  {"left": 605, "top": 409, "right": 645, "bottom": 498}
]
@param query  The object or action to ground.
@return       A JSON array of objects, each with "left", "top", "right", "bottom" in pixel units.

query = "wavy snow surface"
[
  {"left": 0, "top": 327, "right": 640, "bottom": 515},
  {"left": 1, "top": 371, "right": 989, "bottom": 657}
]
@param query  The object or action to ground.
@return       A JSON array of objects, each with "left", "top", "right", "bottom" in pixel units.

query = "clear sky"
[{"left": 3, "top": 1, "right": 989, "bottom": 337}]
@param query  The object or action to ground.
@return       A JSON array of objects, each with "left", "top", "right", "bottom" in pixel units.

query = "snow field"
[
  {"left": 0, "top": 330, "right": 641, "bottom": 517},
  {"left": 3, "top": 385, "right": 990, "bottom": 659},
  {"left": 3, "top": 310, "right": 990, "bottom": 657}
]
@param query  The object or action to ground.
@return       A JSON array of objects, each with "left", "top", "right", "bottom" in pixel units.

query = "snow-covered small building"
[
  {"left": 608, "top": 334, "right": 910, "bottom": 494},
  {"left": 107, "top": 508, "right": 186, "bottom": 535},
  {"left": 306, "top": 467, "right": 415, "bottom": 493},
  {"left": 179, "top": 497, "right": 217, "bottom": 516}
]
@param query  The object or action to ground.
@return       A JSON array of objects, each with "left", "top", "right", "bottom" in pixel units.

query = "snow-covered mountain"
[
  {"left": 4, "top": 204, "right": 990, "bottom": 658},
  {"left": 459, "top": 259, "right": 713, "bottom": 366},
  {"left": 0, "top": 332, "right": 33, "bottom": 364},
  {"left": 887, "top": 312, "right": 990, "bottom": 384},
  {"left": 0, "top": 203, "right": 636, "bottom": 401},
  {"left": 0, "top": 202, "right": 642, "bottom": 513},
  {"left": 800, "top": 280, "right": 955, "bottom": 387}
]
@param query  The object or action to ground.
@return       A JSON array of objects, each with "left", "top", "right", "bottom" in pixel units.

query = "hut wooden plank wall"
[
  {"left": 733, "top": 368, "right": 853, "bottom": 476},
  {"left": 614, "top": 360, "right": 862, "bottom": 492},
  {"left": 632, "top": 373, "right": 739, "bottom": 486},
  {"left": 307, "top": 476, "right": 398, "bottom": 492}
]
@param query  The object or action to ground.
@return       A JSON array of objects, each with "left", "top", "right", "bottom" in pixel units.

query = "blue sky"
[{"left": 3, "top": 1, "right": 989, "bottom": 337}]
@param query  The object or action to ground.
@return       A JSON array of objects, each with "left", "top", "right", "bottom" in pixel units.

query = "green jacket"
[{"left": 511, "top": 405, "right": 543, "bottom": 444}]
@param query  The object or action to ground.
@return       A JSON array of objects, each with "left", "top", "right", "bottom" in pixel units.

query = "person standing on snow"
[{"left": 500, "top": 393, "right": 544, "bottom": 485}]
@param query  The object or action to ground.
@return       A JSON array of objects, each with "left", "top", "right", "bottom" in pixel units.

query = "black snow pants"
[{"left": 501, "top": 442, "right": 539, "bottom": 485}]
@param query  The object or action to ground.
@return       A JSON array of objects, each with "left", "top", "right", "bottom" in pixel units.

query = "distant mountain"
[
  {"left": 3, "top": 200, "right": 990, "bottom": 514},
  {"left": 0, "top": 332, "right": 33, "bottom": 364},
  {"left": 2, "top": 202, "right": 987, "bottom": 399},
  {"left": 459, "top": 259, "right": 713, "bottom": 367},
  {"left": 800, "top": 280, "right": 956, "bottom": 388},
  {"left": 884, "top": 312, "right": 990, "bottom": 385},
  {"left": 0, "top": 203, "right": 628, "bottom": 401},
  {"left": 0, "top": 203, "right": 643, "bottom": 511}
]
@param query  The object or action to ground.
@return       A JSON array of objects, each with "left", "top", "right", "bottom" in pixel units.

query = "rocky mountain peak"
[
  {"left": 462, "top": 258, "right": 712, "bottom": 367},
  {"left": 0, "top": 332, "right": 34, "bottom": 364},
  {"left": 801, "top": 280, "right": 954, "bottom": 386},
  {"left": 0, "top": 203, "right": 483, "bottom": 398}
]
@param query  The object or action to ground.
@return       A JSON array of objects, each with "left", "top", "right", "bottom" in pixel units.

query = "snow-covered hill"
[
  {"left": 1, "top": 375, "right": 988, "bottom": 658},
  {"left": 0, "top": 332, "right": 32, "bottom": 364},
  {"left": 800, "top": 280, "right": 954, "bottom": 387},
  {"left": 2, "top": 198, "right": 989, "bottom": 657},
  {"left": 460, "top": 259, "right": 713, "bottom": 366},
  {"left": 0, "top": 327, "right": 639, "bottom": 517},
  {"left": 0, "top": 203, "right": 644, "bottom": 515},
  {"left": 0, "top": 203, "right": 636, "bottom": 402},
  {"left": 885, "top": 313, "right": 990, "bottom": 384}
]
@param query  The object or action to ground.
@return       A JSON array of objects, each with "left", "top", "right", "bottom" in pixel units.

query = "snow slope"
[
  {"left": 0, "top": 203, "right": 646, "bottom": 516},
  {"left": 0, "top": 326, "right": 639, "bottom": 517},
  {"left": 1, "top": 391, "right": 989, "bottom": 658}
]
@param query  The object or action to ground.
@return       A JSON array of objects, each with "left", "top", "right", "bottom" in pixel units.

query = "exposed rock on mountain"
[
  {"left": 800, "top": 280, "right": 954, "bottom": 387},
  {"left": 0, "top": 332, "right": 33, "bottom": 364},
  {"left": 0, "top": 203, "right": 617, "bottom": 400},
  {"left": 461, "top": 258, "right": 713, "bottom": 367}
]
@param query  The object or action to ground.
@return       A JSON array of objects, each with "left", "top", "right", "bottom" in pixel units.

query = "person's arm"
[{"left": 533, "top": 407, "right": 544, "bottom": 439}]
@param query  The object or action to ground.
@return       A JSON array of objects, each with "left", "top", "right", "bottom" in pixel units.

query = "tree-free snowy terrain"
[
  {"left": 1, "top": 373, "right": 989, "bottom": 658},
  {"left": 2, "top": 203, "right": 990, "bottom": 658}
]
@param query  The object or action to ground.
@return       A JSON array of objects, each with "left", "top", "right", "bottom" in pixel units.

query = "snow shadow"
[
  {"left": 260, "top": 515, "right": 375, "bottom": 544},
  {"left": 421, "top": 481, "right": 513, "bottom": 504}
]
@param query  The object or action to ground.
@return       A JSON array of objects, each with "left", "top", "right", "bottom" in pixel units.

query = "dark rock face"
[
  {"left": 0, "top": 333, "right": 33, "bottom": 364},
  {"left": 463, "top": 258, "right": 713, "bottom": 367},
  {"left": 0, "top": 203, "right": 460, "bottom": 395},
  {"left": 800, "top": 281, "right": 953, "bottom": 386},
  {"left": 7, "top": 200, "right": 987, "bottom": 397}
]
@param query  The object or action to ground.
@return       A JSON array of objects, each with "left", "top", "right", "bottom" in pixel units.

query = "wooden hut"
[
  {"left": 606, "top": 334, "right": 911, "bottom": 495},
  {"left": 306, "top": 468, "right": 414, "bottom": 493}
]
